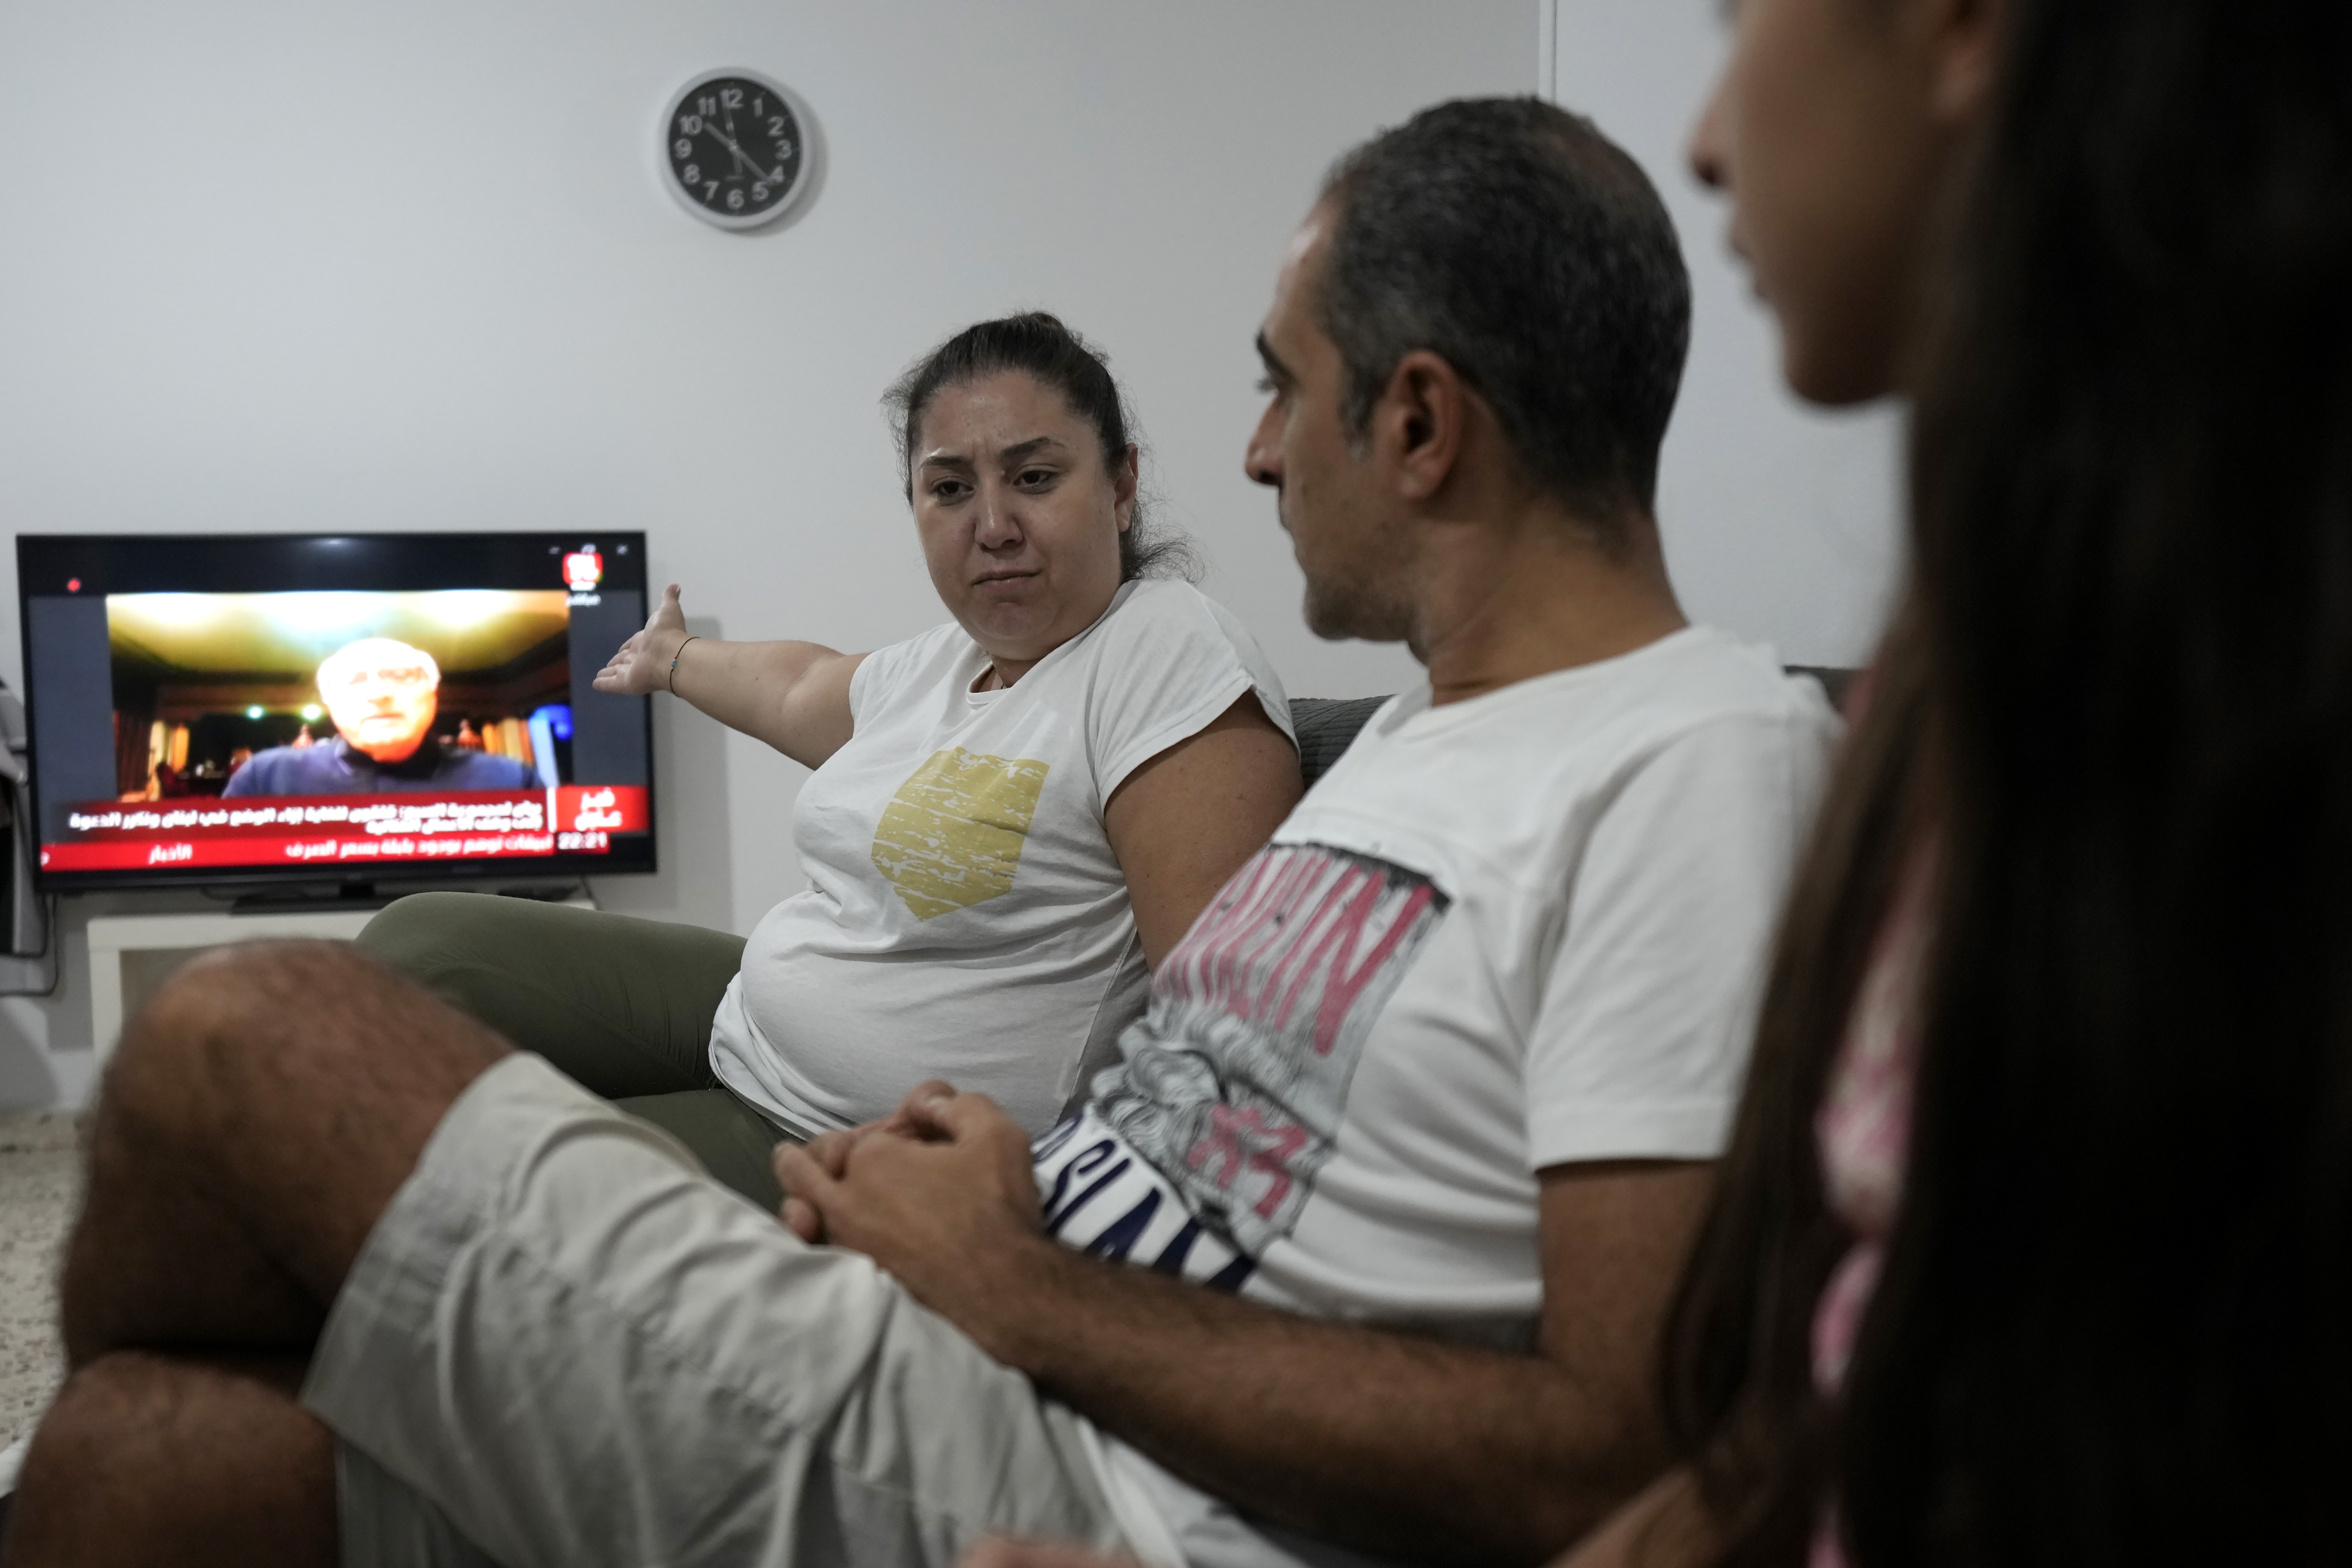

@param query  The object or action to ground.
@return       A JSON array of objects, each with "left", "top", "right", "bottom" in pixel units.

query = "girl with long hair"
[{"left": 1567, "top": 0, "right": 2352, "bottom": 1562}]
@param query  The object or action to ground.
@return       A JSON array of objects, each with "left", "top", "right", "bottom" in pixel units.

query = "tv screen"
[{"left": 17, "top": 532, "right": 655, "bottom": 892}]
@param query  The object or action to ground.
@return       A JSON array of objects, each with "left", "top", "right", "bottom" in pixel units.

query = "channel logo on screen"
[{"left": 563, "top": 549, "right": 603, "bottom": 593}]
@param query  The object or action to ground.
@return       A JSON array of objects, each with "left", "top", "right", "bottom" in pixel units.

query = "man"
[
  {"left": 223, "top": 637, "right": 539, "bottom": 796},
  {"left": 5, "top": 100, "right": 1837, "bottom": 1568}
]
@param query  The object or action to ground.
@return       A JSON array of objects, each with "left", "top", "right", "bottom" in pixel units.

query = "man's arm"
[
  {"left": 594, "top": 583, "right": 863, "bottom": 770},
  {"left": 778, "top": 1092, "right": 1711, "bottom": 1568}
]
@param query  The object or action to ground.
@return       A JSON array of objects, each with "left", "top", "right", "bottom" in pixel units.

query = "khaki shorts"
[{"left": 301, "top": 1054, "right": 1132, "bottom": 1568}]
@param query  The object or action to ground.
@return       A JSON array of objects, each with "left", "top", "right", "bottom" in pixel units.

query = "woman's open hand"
[
  {"left": 589, "top": 590, "right": 862, "bottom": 768},
  {"left": 594, "top": 583, "right": 691, "bottom": 695}
]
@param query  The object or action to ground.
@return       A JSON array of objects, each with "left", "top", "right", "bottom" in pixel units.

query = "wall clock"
[{"left": 662, "top": 68, "right": 811, "bottom": 230}]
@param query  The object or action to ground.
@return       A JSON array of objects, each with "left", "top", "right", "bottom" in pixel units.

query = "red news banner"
[{"left": 43, "top": 787, "right": 649, "bottom": 872}]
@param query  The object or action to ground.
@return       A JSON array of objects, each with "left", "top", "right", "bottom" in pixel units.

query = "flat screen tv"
[{"left": 16, "top": 532, "right": 655, "bottom": 894}]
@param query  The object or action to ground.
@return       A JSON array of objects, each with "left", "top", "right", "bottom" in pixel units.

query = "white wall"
[
  {"left": 1551, "top": 0, "right": 1905, "bottom": 670},
  {"left": 0, "top": 0, "right": 1534, "bottom": 1106}
]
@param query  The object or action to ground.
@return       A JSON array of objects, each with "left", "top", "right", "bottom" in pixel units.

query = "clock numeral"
[{"left": 671, "top": 78, "right": 798, "bottom": 221}]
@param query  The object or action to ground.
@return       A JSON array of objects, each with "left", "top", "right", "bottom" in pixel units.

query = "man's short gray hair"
[{"left": 1318, "top": 97, "right": 1692, "bottom": 541}]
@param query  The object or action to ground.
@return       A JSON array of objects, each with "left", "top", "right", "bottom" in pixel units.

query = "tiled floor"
[{"left": 0, "top": 1112, "right": 80, "bottom": 1453}]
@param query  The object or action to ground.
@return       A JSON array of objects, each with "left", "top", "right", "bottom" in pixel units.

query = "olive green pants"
[{"left": 357, "top": 892, "right": 791, "bottom": 1210}]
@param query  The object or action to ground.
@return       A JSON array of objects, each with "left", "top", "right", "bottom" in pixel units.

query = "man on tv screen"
[{"left": 223, "top": 636, "right": 539, "bottom": 796}]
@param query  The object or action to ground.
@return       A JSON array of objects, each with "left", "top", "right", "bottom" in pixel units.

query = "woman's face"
[
  {"left": 910, "top": 371, "right": 1135, "bottom": 680},
  {"left": 1689, "top": 0, "right": 2000, "bottom": 405}
]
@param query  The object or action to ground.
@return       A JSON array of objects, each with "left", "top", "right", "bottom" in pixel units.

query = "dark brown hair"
[{"left": 1664, "top": 3, "right": 2352, "bottom": 1563}]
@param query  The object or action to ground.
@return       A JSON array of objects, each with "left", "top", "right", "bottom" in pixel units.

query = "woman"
[
  {"left": 1559, "top": 0, "right": 2352, "bottom": 1564},
  {"left": 362, "top": 313, "right": 1301, "bottom": 1207}
]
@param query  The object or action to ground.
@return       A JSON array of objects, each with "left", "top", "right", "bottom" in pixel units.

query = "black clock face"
[{"left": 667, "top": 75, "right": 804, "bottom": 225}]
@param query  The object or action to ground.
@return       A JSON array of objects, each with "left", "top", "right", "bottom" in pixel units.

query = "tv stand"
[
  {"left": 86, "top": 885, "right": 597, "bottom": 1060},
  {"left": 221, "top": 878, "right": 586, "bottom": 913},
  {"left": 226, "top": 881, "right": 398, "bottom": 913}
]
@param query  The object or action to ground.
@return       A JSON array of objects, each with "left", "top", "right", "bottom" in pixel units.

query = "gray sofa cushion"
[{"left": 1290, "top": 696, "right": 1392, "bottom": 789}]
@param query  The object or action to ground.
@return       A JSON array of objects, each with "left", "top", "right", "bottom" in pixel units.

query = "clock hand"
[
  {"left": 712, "top": 134, "right": 771, "bottom": 182},
  {"left": 703, "top": 123, "right": 784, "bottom": 183},
  {"left": 711, "top": 109, "right": 753, "bottom": 177},
  {"left": 715, "top": 139, "right": 759, "bottom": 179}
]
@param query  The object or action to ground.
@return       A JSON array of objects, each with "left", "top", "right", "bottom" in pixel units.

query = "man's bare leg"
[
  {"left": 2, "top": 1352, "right": 333, "bottom": 1568},
  {"left": 62, "top": 939, "right": 508, "bottom": 1357},
  {"left": 8, "top": 941, "right": 509, "bottom": 1566}
]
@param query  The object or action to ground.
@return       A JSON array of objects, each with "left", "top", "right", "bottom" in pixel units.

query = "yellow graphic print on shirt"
[{"left": 872, "top": 748, "right": 1053, "bottom": 920}]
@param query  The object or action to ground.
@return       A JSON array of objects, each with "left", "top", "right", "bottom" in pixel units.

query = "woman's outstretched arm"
[{"left": 594, "top": 584, "right": 865, "bottom": 770}]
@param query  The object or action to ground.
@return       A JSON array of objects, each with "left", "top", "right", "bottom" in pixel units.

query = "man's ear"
[{"left": 1371, "top": 349, "right": 1467, "bottom": 502}]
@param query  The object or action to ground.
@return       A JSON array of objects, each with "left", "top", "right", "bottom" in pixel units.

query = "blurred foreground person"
[{"left": 1562, "top": 0, "right": 2352, "bottom": 1564}]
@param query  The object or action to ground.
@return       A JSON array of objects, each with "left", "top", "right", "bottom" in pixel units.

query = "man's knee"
[
  {"left": 19, "top": 1351, "right": 196, "bottom": 1475},
  {"left": 106, "top": 941, "right": 403, "bottom": 1133},
  {"left": 6, "top": 1352, "right": 335, "bottom": 1567},
  {"left": 90, "top": 940, "right": 508, "bottom": 1292},
  {"left": 116, "top": 939, "right": 505, "bottom": 1107},
  {"left": 105, "top": 942, "right": 325, "bottom": 1131}
]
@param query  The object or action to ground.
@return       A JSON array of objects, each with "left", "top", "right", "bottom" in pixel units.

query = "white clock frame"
[{"left": 659, "top": 67, "right": 816, "bottom": 232}]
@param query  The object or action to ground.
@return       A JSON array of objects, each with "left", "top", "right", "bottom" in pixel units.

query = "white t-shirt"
[
  {"left": 1033, "top": 626, "right": 1842, "bottom": 1568},
  {"left": 709, "top": 579, "right": 1293, "bottom": 1139}
]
